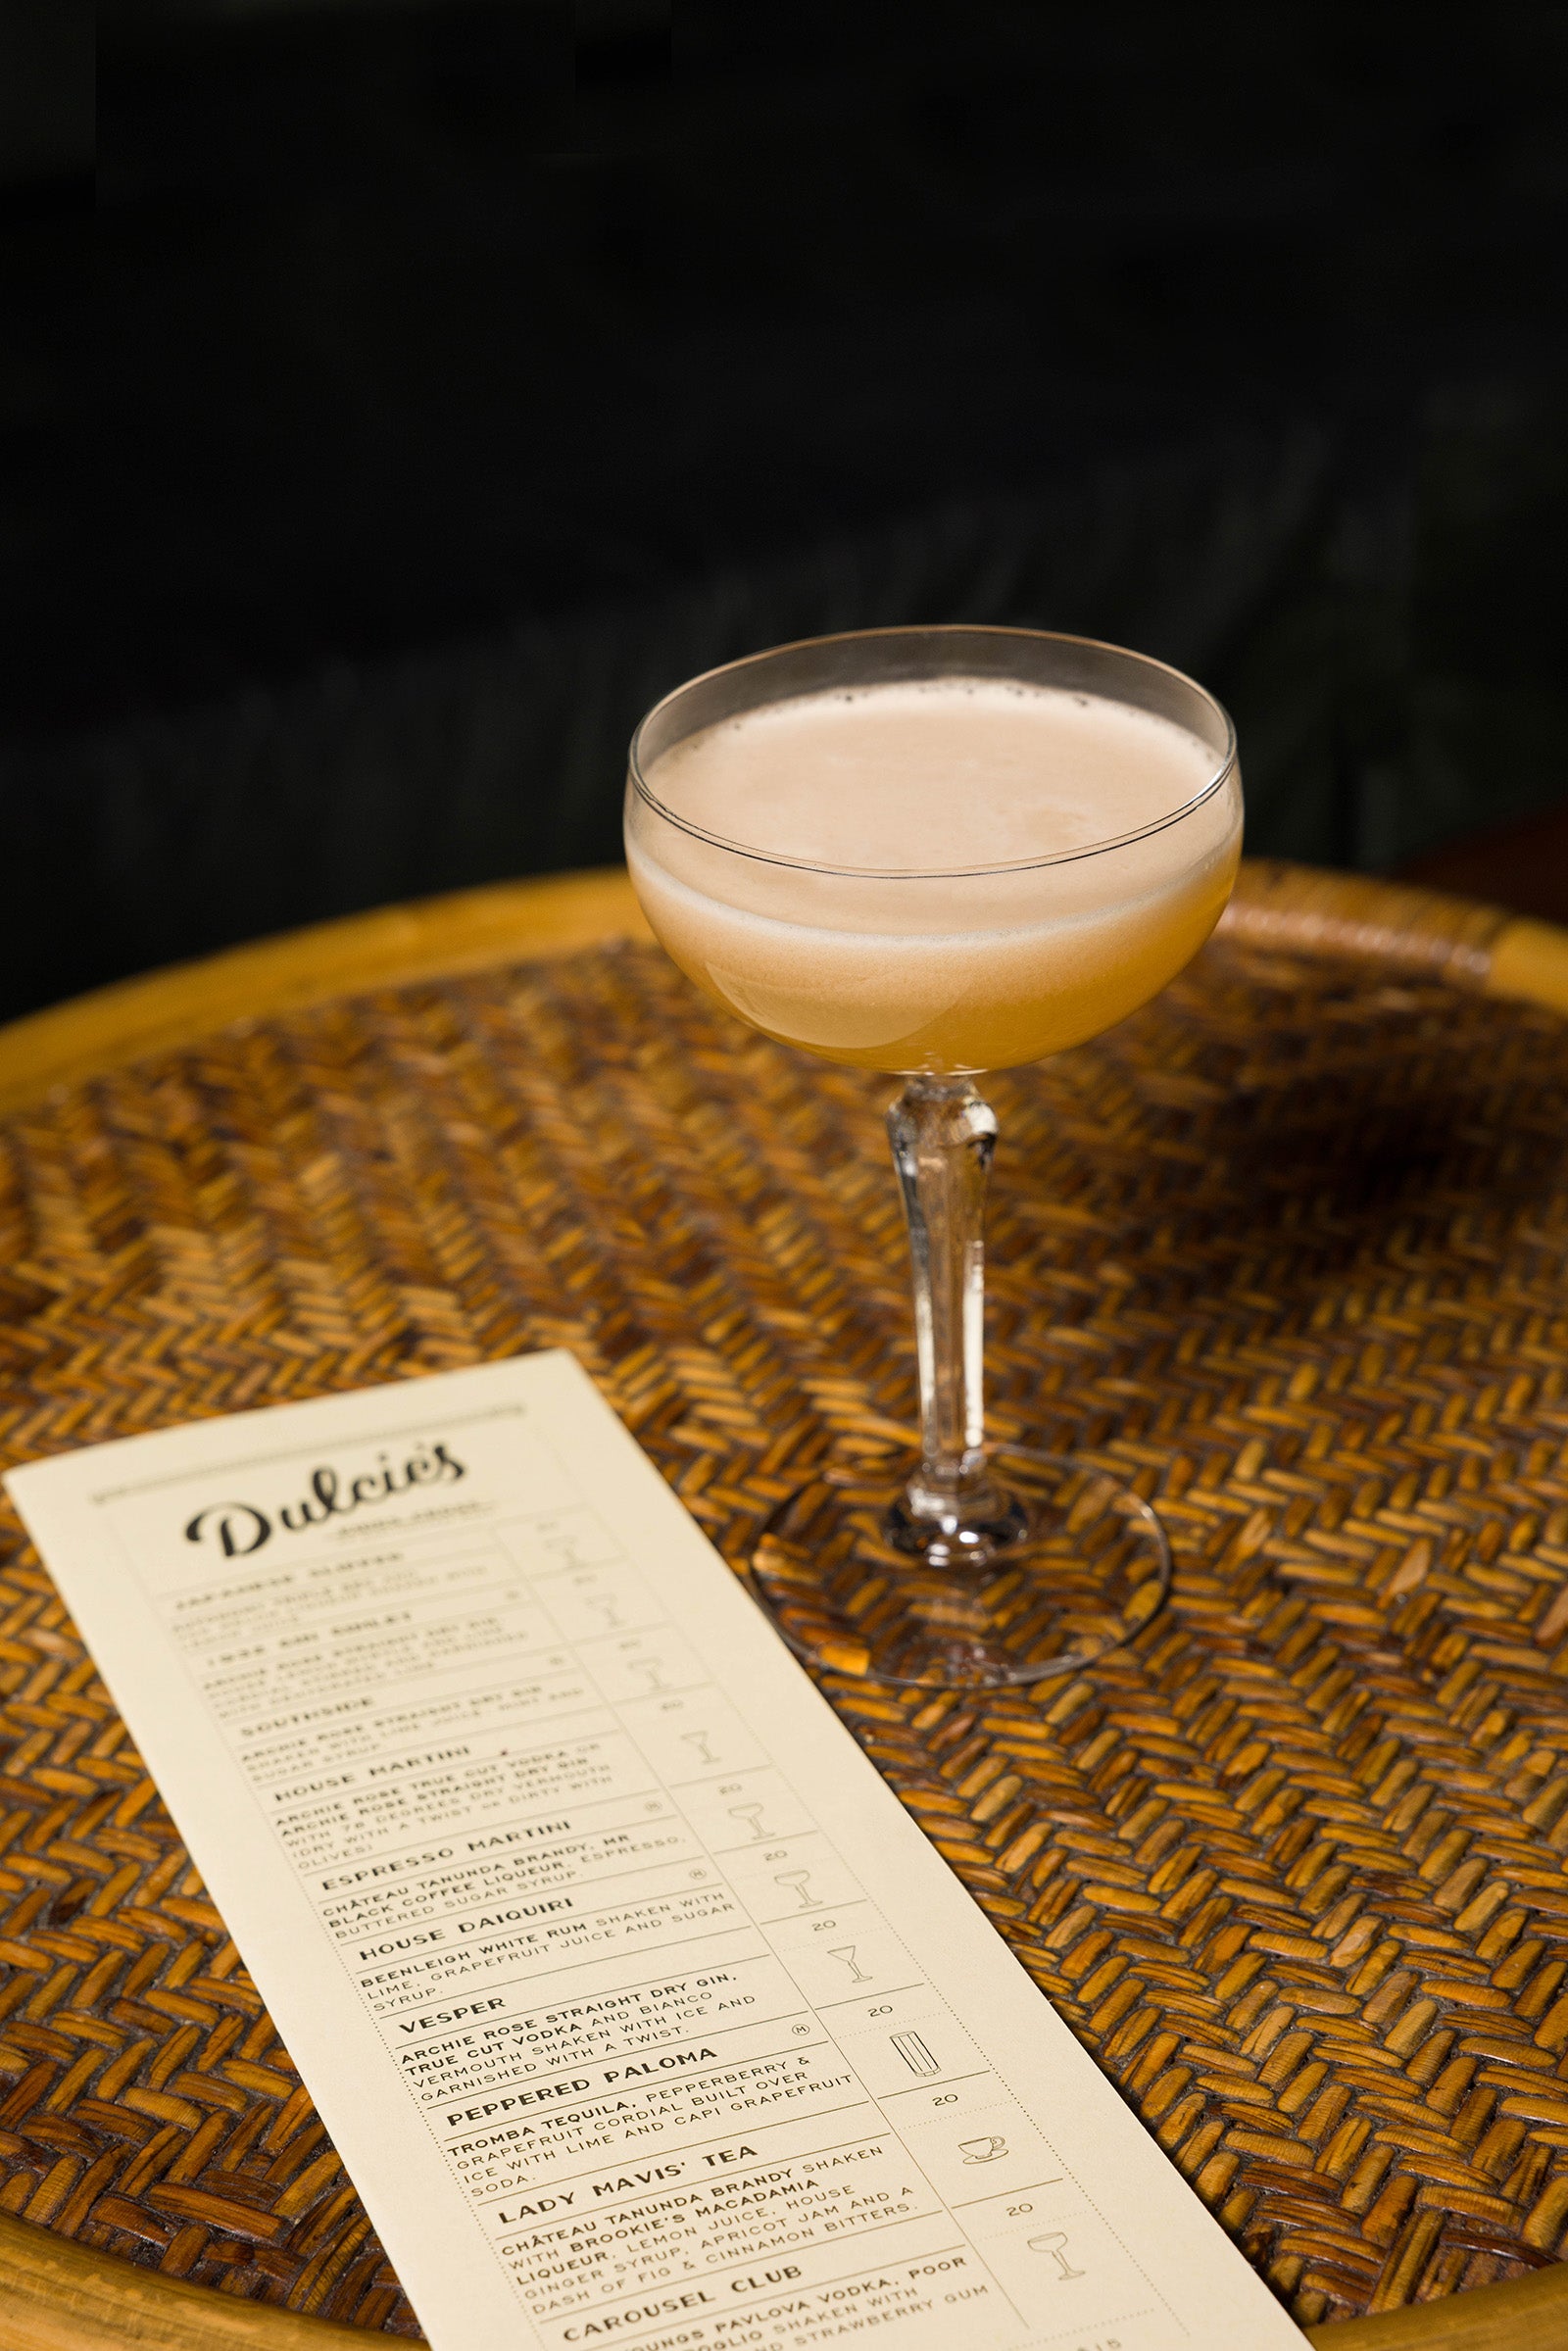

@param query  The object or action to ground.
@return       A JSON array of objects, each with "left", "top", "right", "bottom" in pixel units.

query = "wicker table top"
[{"left": 0, "top": 860, "right": 1565, "bottom": 2351}]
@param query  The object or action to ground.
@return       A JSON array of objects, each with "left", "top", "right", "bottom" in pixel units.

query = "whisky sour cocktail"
[
  {"left": 626, "top": 627, "right": 1242, "bottom": 1688},
  {"left": 630, "top": 676, "right": 1238, "bottom": 1074}
]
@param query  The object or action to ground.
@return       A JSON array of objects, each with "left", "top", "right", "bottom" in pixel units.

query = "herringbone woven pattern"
[{"left": 0, "top": 904, "right": 1562, "bottom": 2332}]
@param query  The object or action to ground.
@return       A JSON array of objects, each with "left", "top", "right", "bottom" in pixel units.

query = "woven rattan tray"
[{"left": 0, "top": 860, "right": 1565, "bottom": 2351}]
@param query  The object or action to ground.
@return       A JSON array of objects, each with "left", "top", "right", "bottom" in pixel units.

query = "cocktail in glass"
[{"left": 625, "top": 626, "right": 1241, "bottom": 1688}]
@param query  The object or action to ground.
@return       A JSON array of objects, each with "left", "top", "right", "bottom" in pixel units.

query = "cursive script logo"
[{"left": 184, "top": 1443, "right": 466, "bottom": 1557}]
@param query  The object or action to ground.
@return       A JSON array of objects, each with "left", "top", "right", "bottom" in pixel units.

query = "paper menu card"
[{"left": 6, "top": 1354, "right": 1298, "bottom": 2351}]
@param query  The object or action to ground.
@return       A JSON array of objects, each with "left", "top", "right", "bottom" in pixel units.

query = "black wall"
[{"left": 6, "top": 1, "right": 1567, "bottom": 1020}]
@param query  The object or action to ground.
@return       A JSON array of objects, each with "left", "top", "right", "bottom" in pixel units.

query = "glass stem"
[{"left": 887, "top": 1076, "right": 1010, "bottom": 1539}]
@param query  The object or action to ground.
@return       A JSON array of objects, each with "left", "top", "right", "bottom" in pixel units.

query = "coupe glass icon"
[{"left": 1028, "top": 2231, "right": 1085, "bottom": 2280}]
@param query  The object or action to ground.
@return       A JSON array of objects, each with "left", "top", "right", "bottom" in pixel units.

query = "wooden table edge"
[
  {"left": 0, "top": 859, "right": 1562, "bottom": 2348},
  {"left": 0, "top": 869, "right": 656, "bottom": 1120}
]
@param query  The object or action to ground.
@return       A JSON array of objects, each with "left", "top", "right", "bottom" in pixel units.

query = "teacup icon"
[{"left": 959, "top": 2134, "right": 1007, "bottom": 2164}]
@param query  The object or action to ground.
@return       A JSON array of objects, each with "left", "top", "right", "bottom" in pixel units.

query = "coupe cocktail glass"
[{"left": 626, "top": 626, "right": 1242, "bottom": 1688}]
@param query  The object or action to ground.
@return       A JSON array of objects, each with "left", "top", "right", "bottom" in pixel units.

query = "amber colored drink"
[{"left": 627, "top": 676, "right": 1240, "bottom": 1073}]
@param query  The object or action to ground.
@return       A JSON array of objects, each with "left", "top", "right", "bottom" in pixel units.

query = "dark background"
[{"left": 6, "top": 0, "right": 1568, "bottom": 1023}]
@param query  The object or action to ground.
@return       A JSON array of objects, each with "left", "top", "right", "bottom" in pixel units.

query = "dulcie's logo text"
[{"left": 184, "top": 1443, "right": 466, "bottom": 1557}]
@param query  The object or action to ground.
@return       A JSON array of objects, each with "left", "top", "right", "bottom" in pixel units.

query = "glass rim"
[{"left": 626, "top": 623, "right": 1239, "bottom": 879}]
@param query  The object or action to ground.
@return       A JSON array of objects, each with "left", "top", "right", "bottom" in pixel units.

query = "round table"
[{"left": 0, "top": 862, "right": 1565, "bottom": 2351}]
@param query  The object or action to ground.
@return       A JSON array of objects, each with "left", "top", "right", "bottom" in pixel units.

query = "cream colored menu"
[{"left": 7, "top": 1355, "right": 1299, "bottom": 2351}]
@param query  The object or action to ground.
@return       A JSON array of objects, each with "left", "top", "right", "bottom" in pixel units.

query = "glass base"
[{"left": 751, "top": 1445, "right": 1171, "bottom": 1690}]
